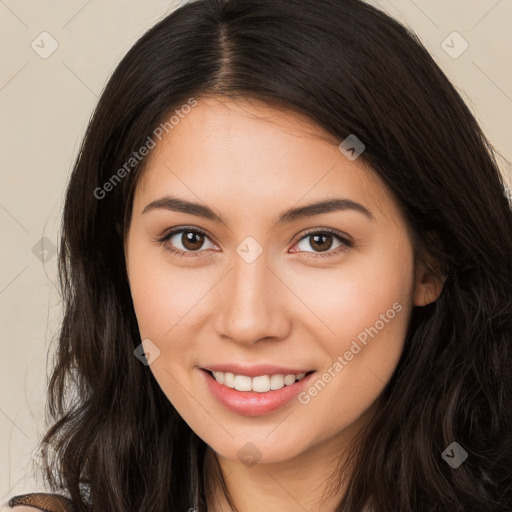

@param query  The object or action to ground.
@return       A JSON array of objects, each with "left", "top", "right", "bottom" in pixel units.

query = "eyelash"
[{"left": 156, "top": 226, "right": 354, "bottom": 259}]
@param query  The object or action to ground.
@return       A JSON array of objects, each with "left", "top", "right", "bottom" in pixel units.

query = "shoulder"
[{"left": 2, "top": 493, "right": 75, "bottom": 512}]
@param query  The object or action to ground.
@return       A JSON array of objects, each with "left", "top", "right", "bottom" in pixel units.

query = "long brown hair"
[{"left": 41, "top": 0, "right": 512, "bottom": 510}]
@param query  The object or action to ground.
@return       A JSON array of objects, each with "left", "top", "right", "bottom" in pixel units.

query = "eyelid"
[
  {"left": 293, "top": 227, "right": 352, "bottom": 246},
  {"left": 158, "top": 225, "right": 212, "bottom": 242}
]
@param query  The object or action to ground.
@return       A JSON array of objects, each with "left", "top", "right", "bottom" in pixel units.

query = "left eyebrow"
[
  {"left": 275, "top": 198, "right": 375, "bottom": 224},
  {"left": 141, "top": 195, "right": 375, "bottom": 224}
]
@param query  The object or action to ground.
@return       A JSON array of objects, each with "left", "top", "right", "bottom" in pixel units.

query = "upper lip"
[{"left": 201, "top": 363, "right": 315, "bottom": 377}]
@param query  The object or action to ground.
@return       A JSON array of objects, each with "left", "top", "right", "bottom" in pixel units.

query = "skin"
[{"left": 124, "top": 96, "right": 444, "bottom": 512}]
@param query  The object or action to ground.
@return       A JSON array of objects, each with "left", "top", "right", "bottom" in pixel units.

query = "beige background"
[{"left": 1, "top": 0, "right": 511, "bottom": 502}]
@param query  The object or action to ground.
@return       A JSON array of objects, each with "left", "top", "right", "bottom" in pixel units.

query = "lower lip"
[{"left": 200, "top": 369, "right": 315, "bottom": 416}]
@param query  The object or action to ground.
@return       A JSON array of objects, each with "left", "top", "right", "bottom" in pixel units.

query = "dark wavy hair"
[{"left": 39, "top": 0, "right": 512, "bottom": 510}]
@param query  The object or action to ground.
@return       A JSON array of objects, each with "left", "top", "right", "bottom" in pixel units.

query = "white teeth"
[
  {"left": 234, "top": 375, "right": 252, "bottom": 391},
  {"left": 213, "top": 371, "right": 225, "bottom": 384},
  {"left": 284, "top": 374, "right": 296, "bottom": 385},
  {"left": 210, "top": 370, "right": 309, "bottom": 392},
  {"left": 252, "top": 375, "right": 271, "bottom": 392},
  {"left": 224, "top": 372, "right": 235, "bottom": 387},
  {"left": 270, "top": 374, "right": 285, "bottom": 390}
]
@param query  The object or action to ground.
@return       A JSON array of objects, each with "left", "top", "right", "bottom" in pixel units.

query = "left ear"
[{"left": 413, "top": 258, "right": 446, "bottom": 307}]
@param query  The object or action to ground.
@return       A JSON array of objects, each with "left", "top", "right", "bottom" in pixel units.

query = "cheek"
[
  {"left": 296, "top": 239, "right": 414, "bottom": 425},
  {"left": 126, "top": 247, "right": 207, "bottom": 409},
  {"left": 127, "top": 242, "right": 212, "bottom": 341},
  {"left": 289, "top": 234, "right": 414, "bottom": 347}
]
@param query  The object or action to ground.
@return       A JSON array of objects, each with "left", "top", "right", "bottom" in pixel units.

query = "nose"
[{"left": 215, "top": 248, "right": 291, "bottom": 346}]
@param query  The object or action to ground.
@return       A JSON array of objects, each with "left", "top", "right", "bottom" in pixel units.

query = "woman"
[{"left": 4, "top": 0, "right": 511, "bottom": 510}]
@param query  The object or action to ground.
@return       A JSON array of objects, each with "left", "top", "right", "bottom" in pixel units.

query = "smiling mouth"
[{"left": 202, "top": 369, "right": 316, "bottom": 393}]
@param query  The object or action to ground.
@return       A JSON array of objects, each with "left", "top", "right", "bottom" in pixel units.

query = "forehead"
[{"left": 133, "top": 96, "right": 398, "bottom": 224}]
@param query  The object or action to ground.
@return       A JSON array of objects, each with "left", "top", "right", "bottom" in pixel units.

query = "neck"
[{"left": 203, "top": 414, "right": 371, "bottom": 512}]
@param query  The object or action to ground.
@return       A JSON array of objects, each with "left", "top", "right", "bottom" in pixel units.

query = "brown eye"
[
  {"left": 181, "top": 231, "right": 206, "bottom": 251},
  {"left": 308, "top": 233, "right": 334, "bottom": 252},
  {"left": 293, "top": 229, "right": 352, "bottom": 258},
  {"left": 159, "top": 228, "right": 216, "bottom": 256}
]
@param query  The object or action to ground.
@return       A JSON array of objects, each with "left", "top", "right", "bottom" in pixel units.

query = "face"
[{"left": 124, "top": 96, "right": 441, "bottom": 466}]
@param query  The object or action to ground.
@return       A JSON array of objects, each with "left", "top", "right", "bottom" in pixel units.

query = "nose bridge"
[{"left": 216, "top": 242, "right": 288, "bottom": 344}]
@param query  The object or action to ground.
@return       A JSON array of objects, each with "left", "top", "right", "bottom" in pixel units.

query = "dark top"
[{"left": 7, "top": 493, "right": 75, "bottom": 512}]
